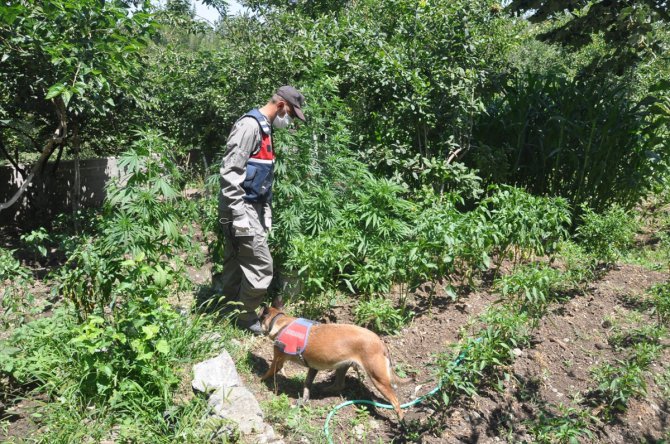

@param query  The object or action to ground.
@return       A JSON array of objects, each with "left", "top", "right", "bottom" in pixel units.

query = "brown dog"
[{"left": 258, "top": 299, "right": 406, "bottom": 420}]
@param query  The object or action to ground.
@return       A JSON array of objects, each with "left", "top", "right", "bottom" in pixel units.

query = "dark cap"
[{"left": 276, "top": 85, "right": 306, "bottom": 121}]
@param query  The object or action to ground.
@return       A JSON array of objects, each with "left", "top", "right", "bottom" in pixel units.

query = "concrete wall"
[{"left": 0, "top": 157, "right": 122, "bottom": 227}]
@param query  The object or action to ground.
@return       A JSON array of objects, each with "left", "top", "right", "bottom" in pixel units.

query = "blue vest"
[{"left": 241, "top": 109, "right": 274, "bottom": 203}]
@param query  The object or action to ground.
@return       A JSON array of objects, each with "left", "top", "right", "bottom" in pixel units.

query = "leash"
[{"left": 323, "top": 338, "right": 480, "bottom": 444}]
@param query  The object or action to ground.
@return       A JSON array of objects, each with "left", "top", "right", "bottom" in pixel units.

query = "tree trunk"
[
  {"left": 72, "top": 120, "right": 81, "bottom": 231},
  {"left": 0, "top": 97, "right": 67, "bottom": 212}
]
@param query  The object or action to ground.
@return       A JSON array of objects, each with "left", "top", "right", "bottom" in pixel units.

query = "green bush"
[
  {"left": 2, "top": 306, "right": 214, "bottom": 442},
  {"left": 576, "top": 204, "right": 638, "bottom": 266},
  {"left": 473, "top": 70, "right": 670, "bottom": 213},
  {"left": 437, "top": 306, "right": 532, "bottom": 405},
  {"left": 482, "top": 186, "right": 571, "bottom": 266},
  {"left": 526, "top": 404, "right": 594, "bottom": 444},
  {"left": 589, "top": 360, "right": 647, "bottom": 420},
  {"left": 354, "top": 297, "right": 413, "bottom": 335},
  {"left": 0, "top": 248, "right": 37, "bottom": 329},
  {"left": 57, "top": 131, "right": 190, "bottom": 319},
  {"left": 495, "top": 264, "right": 570, "bottom": 317},
  {"left": 0, "top": 132, "right": 218, "bottom": 442}
]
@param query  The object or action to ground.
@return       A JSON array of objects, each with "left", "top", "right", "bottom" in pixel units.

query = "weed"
[
  {"left": 20, "top": 227, "right": 51, "bottom": 262},
  {"left": 649, "top": 281, "right": 670, "bottom": 325},
  {"left": 655, "top": 368, "right": 670, "bottom": 402},
  {"left": 495, "top": 264, "right": 569, "bottom": 317},
  {"left": 576, "top": 204, "right": 638, "bottom": 266},
  {"left": 349, "top": 405, "right": 372, "bottom": 439},
  {"left": 588, "top": 359, "right": 647, "bottom": 420},
  {"left": 555, "top": 240, "right": 597, "bottom": 284},
  {"left": 354, "top": 297, "right": 413, "bottom": 335},
  {"left": 607, "top": 324, "right": 665, "bottom": 349},
  {"left": 482, "top": 186, "right": 571, "bottom": 267},
  {"left": 0, "top": 248, "right": 38, "bottom": 329},
  {"left": 526, "top": 404, "right": 594, "bottom": 444},
  {"left": 437, "top": 306, "right": 531, "bottom": 406},
  {"left": 0, "top": 134, "right": 221, "bottom": 443},
  {"left": 631, "top": 342, "right": 663, "bottom": 368},
  {"left": 261, "top": 394, "right": 326, "bottom": 443}
]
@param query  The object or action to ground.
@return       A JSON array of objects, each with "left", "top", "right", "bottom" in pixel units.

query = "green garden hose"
[{"left": 323, "top": 340, "right": 478, "bottom": 443}]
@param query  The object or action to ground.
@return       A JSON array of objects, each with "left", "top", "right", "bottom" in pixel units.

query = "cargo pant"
[{"left": 212, "top": 202, "right": 272, "bottom": 322}]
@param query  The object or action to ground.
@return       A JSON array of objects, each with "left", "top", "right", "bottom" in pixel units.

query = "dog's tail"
[
  {"left": 392, "top": 370, "right": 414, "bottom": 388},
  {"left": 383, "top": 341, "right": 414, "bottom": 388}
]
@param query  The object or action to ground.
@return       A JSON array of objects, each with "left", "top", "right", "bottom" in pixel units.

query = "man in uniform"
[{"left": 212, "top": 86, "right": 306, "bottom": 334}]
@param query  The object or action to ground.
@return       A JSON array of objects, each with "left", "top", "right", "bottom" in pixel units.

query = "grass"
[
  {"left": 261, "top": 393, "right": 329, "bottom": 443},
  {"left": 0, "top": 305, "right": 230, "bottom": 443}
]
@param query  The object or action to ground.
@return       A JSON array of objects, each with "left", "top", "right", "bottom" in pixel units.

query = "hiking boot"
[{"left": 235, "top": 318, "right": 264, "bottom": 336}]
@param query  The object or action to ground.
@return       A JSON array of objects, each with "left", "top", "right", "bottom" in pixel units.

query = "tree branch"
[
  {"left": 0, "top": 136, "right": 27, "bottom": 178},
  {"left": 0, "top": 98, "right": 68, "bottom": 212},
  {"left": 446, "top": 147, "right": 467, "bottom": 164}
]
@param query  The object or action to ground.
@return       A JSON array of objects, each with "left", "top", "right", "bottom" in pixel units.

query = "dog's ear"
[
  {"left": 258, "top": 304, "right": 269, "bottom": 320},
  {"left": 271, "top": 296, "right": 284, "bottom": 310}
]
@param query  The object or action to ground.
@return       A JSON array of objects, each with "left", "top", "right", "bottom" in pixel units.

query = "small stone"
[
  {"left": 353, "top": 424, "right": 366, "bottom": 440},
  {"left": 512, "top": 348, "right": 523, "bottom": 357}
]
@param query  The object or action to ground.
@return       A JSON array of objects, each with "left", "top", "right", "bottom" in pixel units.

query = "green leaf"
[
  {"left": 152, "top": 265, "right": 168, "bottom": 287},
  {"left": 142, "top": 324, "right": 160, "bottom": 340},
  {"left": 45, "top": 83, "right": 65, "bottom": 100},
  {"left": 155, "top": 339, "right": 170, "bottom": 355},
  {"left": 61, "top": 89, "right": 72, "bottom": 107}
]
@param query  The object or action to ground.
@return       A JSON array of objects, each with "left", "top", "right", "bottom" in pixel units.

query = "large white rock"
[
  {"left": 209, "top": 386, "right": 265, "bottom": 434},
  {"left": 192, "top": 352, "right": 242, "bottom": 393},
  {"left": 192, "top": 352, "right": 284, "bottom": 443}
]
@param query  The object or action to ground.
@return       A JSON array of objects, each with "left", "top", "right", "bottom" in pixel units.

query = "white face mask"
[{"left": 272, "top": 110, "right": 293, "bottom": 129}]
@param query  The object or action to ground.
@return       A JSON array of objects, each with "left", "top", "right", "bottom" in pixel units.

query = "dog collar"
[{"left": 267, "top": 312, "right": 285, "bottom": 335}]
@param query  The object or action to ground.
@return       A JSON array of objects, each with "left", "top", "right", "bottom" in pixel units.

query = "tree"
[
  {"left": 0, "top": 0, "right": 156, "bottom": 211},
  {"left": 507, "top": 0, "right": 670, "bottom": 73}
]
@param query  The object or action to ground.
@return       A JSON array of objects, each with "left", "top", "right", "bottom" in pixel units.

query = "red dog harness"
[{"left": 275, "top": 318, "right": 317, "bottom": 366}]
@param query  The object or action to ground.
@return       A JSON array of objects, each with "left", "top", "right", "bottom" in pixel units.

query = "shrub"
[
  {"left": 576, "top": 204, "right": 638, "bottom": 266},
  {"left": 589, "top": 360, "right": 647, "bottom": 420},
  {"left": 495, "top": 264, "right": 571, "bottom": 317},
  {"left": 354, "top": 297, "right": 413, "bottom": 335},
  {"left": 526, "top": 404, "right": 594, "bottom": 444}
]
